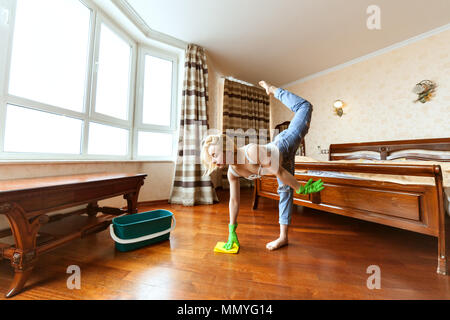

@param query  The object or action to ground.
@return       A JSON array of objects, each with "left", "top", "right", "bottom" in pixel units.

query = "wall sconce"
[
  {"left": 333, "top": 99, "right": 345, "bottom": 117},
  {"left": 413, "top": 80, "right": 436, "bottom": 103}
]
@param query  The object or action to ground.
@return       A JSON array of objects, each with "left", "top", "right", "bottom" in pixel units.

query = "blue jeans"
[{"left": 269, "top": 88, "right": 312, "bottom": 225}]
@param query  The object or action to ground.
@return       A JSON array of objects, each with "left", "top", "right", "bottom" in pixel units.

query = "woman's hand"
[
  {"left": 223, "top": 223, "right": 239, "bottom": 250},
  {"left": 296, "top": 179, "right": 324, "bottom": 194},
  {"left": 224, "top": 166, "right": 240, "bottom": 250}
]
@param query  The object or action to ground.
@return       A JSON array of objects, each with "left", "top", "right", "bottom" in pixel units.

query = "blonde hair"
[{"left": 201, "top": 134, "right": 235, "bottom": 176}]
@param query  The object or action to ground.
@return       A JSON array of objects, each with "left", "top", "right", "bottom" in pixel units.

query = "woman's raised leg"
[
  {"left": 259, "top": 81, "right": 314, "bottom": 251},
  {"left": 274, "top": 89, "right": 312, "bottom": 147}
]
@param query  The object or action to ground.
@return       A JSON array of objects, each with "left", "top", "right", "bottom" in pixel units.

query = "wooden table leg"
[
  {"left": 6, "top": 267, "right": 34, "bottom": 298},
  {"left": 252, "top": 181, "right": 259, "bottom": 210},
  {"left": 1, "top": 202, "right": 40, "bottom": 298},
  {"left": 124, "top": 193, "right": 138, "bottom": 214},
  {"left": 87, "top": 202, "right": 99, "bottom": 217},
  {"left": 124, "top": 180, "right": 144, "bottom": 214}
]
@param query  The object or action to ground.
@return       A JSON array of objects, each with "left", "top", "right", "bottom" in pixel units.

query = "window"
[
  {"left": 135, "top": 48, "right": 178, "bottom": 159},
  {"left": 137, "top": 131, "right": 173, "bottom": 157},
  {"left": 88, "top": 122, "right": 129, "bottom": 156},
  {"left": 4, "top": 104, "right": 82, "bottom": 154},
  {"left": 8, "top": 0, "right": 90, "bottom": 112},
  {"left": 0, "top": 0, "right": 180, "bottom": 160},
  {"left": 142, "top": 55, "right": 173, "bottom": 127},
  {"left": 87, "top": 15, "right": 135, "bottom": 158},
  {"left": 94, "top": 23, "right": 132, "bottom": 121}
]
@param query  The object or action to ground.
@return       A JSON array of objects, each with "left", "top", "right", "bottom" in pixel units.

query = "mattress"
[{"left": 295, "top": 156, "right": 450, "bottom": 187}]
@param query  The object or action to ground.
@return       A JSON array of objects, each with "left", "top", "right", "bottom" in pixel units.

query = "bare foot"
[
  {"left": 266, "top": 237, "right": 288, "bottom": 251},
  {"left": 259, "top": 81, "right": 276, "bottom": 95}
]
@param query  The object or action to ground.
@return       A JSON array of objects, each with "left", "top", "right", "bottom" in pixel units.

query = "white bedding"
[{"left": 305, "top": 170, "right": 365, "bottom": 180}]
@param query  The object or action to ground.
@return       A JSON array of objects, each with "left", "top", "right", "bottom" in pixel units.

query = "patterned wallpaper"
[{"left": 271, "top": 29, "right": 450, "bottom": 160}]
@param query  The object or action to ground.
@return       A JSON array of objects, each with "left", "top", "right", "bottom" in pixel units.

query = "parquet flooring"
[{"left": 1, "top": 188, "right": 449, "bottom": 299}]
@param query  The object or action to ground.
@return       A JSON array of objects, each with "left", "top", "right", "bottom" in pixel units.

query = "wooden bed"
[{"left": 253, "top": 137, "right": 450, "bottom": 275}]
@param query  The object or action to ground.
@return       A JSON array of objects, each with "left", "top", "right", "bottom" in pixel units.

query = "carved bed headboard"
[{"left": 329, "top": 137, "right": 450, "bottom": 162}]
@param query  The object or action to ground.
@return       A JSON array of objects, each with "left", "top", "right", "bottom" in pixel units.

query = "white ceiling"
[{"left": 125, "top": 0, "right": 450, "bottom": 86}]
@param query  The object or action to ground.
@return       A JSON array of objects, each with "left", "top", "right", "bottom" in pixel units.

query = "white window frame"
[
  {"left": 133, "top": 45, "right": 179, "bottom": 161},
  {"left": 86, "top": 11, "right": 137, "bottom": 159},
  {"left": 0, "top": 0, "right": 141, "bottom": 161},
  {"left": 0, "top": 0, "right": 183, "bottom": 162},
  {"left": 0, "top": 0, "right": 96, "bottom": 160},
  {"left": 0, "top": 0, "right": 17, "bottom": 156}
]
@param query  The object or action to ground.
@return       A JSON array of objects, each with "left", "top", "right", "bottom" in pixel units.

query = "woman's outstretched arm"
[
  {"left": 251, "top": 144, "right": 323, "bottom": 194},
  {"left": 228, "top": 168, "right": 240, "bottom": 225},
  {"left": 246, "top": 144, "right": 301, "bottom": 191},
  {"left": 275, "top": 166, "right": 301, "bottom": 190},
  {"left": 223, "top": 168, "right": 240, "bottom": 250}
]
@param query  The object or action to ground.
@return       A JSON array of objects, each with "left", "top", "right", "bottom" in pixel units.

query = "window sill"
[{"left": 0, "top": 159, "right": 175, "bottom": 165}]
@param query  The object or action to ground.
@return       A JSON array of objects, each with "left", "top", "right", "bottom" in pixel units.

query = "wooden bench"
[{"left": 0, "top": 172, "right": 147, "bottom": 297}]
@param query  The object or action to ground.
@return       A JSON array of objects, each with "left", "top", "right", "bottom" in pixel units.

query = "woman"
[{"left": 201, "top": 81, "right": 323, "bottom": 251}]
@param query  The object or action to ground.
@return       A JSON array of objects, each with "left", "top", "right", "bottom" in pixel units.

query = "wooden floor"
[{"left": 1, "top": 188, "right": 450, "bottom": 300}]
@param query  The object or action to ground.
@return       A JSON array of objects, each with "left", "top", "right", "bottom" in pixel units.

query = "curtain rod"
[{"left": 221, "top": 76, "right": 258, "bottom": 88}]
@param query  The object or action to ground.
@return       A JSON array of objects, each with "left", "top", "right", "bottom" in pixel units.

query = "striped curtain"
[
  {"left": 221, "top": 79, "right": 270, "bottom": 187},
  {"left": 169, "top": 44, "right": 218, "bottom": 206}
]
